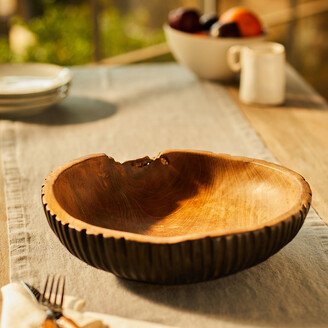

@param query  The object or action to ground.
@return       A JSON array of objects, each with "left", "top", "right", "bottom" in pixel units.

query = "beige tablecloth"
[{"left": 1, "top": 64, "right": 327, "bottom": 328}]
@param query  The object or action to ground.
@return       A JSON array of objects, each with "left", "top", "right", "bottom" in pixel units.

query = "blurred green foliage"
[
  {"left": 0, "top": 38, "right": 13, "bottom": 62},
  {"left": 101, "top": 6, "right": 164, "bottom": 60},
  {"left": 0, "top": 3, "right": 165, "bottom": 65}
]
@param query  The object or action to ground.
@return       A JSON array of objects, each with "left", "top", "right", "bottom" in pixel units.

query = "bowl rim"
[
  {"left": 42, "top": 150, "right": 311, "bottom": 244},
  {"left": 163, "top": 23, "right": 267, "bottom": 43}
]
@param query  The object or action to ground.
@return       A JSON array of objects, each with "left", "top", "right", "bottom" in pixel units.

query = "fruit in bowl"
[
  {"left": 168, "top": 6, "right": 263, "bottom": 38},
  {"left": 220, "top": 7, "right": 262, "bottom": 37},
  {"left": 168, "top": 7, "right": 201, "bottom": 33},
  {"left": 165, "top": 6, "right": 265, "bottom": 80},
  {"left": 199, "top": 13, "right": 219, "bottom": 31},
  {"left": 210, "top": 22, "right": 241, "bottom": 38}
]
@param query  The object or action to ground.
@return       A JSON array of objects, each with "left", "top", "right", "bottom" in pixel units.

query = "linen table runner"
[{"left": 1, "top": 64, "right": 327, "bottom": 328}]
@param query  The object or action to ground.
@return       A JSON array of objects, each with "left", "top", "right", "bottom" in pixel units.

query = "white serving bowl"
[{"left": 164, "top": 24, "right": 266, "bottom": 81}]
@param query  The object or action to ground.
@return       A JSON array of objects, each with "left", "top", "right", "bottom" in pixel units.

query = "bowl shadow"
[
  {"left": 0, "top": 96, "right": 117, "bottom": 125},
  {"left": 117, "top": 247, "right": 328, "bottom": 328}
]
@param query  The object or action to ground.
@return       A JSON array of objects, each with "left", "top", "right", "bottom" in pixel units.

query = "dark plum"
[
  {"left": 210, "top": 21, "right": 241, "bottom": 38},
  {"left": 200, "top": 14, "right": 219, "bottom": 30},
  {"left": 168, "top": 8, "right": 201, "bottom": 33}
]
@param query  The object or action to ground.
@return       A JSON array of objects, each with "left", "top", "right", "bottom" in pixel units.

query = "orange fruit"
[
  {"left": 220, "top": 7, "right": 262, "bottom": 37},
  {"left": 195, "top": 31, "right": 208, "bottom": 38}
]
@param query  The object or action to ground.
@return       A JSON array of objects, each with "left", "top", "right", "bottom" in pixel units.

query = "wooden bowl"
[{"left": 42, "top": 150, "right": 311, "bottom": 284}]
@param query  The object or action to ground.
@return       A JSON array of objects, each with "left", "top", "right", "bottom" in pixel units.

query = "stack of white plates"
[{"left": 0, "top": 63, "right": 72, "bottom": 115}]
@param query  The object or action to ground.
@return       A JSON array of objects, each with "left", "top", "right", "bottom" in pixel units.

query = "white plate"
[
  {"left": 0, "top": 63, "right": 72, "bottom": 96},
  {"left": 0, "top": 85, "right": 70, "bottom": 114},
  {"left": 0, "top": 83, "right": 70, "bottom": 105},
  {"left": 0, "top": 96, "right": 63, "bottom": 114}
]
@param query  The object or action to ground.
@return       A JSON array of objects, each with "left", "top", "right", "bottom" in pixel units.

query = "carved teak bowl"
[{"left": 42, "top": 150, "right": 311, "bottom": 284}]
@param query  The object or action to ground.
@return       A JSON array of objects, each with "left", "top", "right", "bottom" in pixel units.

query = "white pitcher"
[{"left": 228, "top": 42, "right": 286, "bottom": 105}]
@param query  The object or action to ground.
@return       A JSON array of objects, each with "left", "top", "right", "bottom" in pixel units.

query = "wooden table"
[{"left": 0, "top": 63, "right": 327, "bottom": 315}]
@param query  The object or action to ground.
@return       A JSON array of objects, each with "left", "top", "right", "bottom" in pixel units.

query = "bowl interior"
[{"left": 49, "top": 151, "right": 307, "bottom": 238}]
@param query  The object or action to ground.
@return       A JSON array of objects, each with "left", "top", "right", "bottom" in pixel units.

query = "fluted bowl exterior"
[{"left": 42, "top": 201, "right": 309, "bottom": 284}]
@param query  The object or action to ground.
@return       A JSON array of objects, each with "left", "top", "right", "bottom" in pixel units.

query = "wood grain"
[
  {"left": 42, "top": 150, "right": 311, "bottom": 283},
  {"left": 43, "top": 150, "right": 310, "bottom": 240},
  {"left": 228, "top": 88, "right": 328, "bottom": 225}
]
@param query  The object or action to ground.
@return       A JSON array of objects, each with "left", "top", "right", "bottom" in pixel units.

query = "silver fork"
[{"left": 40, "top": 275, "right": 80, "bottom": 328}]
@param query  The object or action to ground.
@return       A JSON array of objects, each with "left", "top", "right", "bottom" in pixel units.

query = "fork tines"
[{"left": 40, "top": 275, "right": 65, "bottom": 308}]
